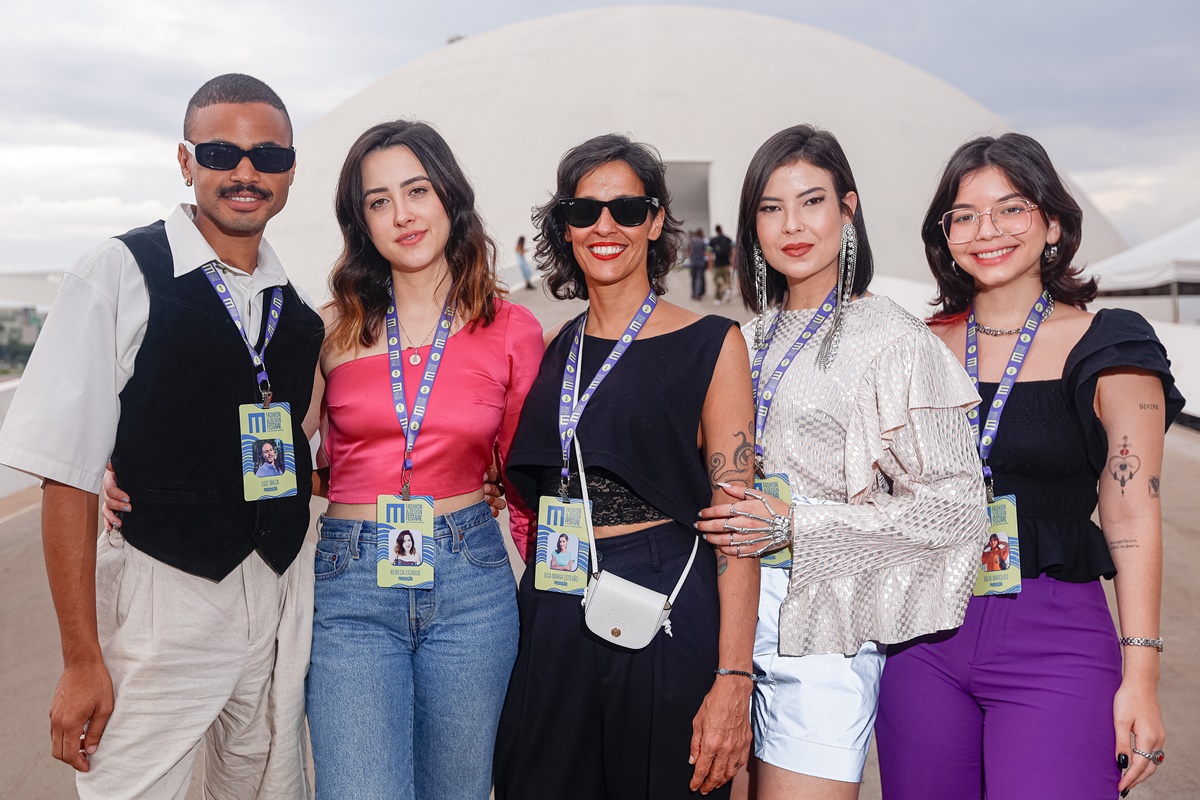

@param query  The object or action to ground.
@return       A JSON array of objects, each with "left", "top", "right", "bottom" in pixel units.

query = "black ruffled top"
[{"left": 981, "top": 309, "right": 1184, "bottom": 582}]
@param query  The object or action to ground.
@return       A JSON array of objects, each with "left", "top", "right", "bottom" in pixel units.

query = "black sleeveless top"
[
  {"left": 506, "top": 314, "right": 737, "bottom": 528},
  {"left": 981, "top": 309, "right": 1183, "bottom": 582}
]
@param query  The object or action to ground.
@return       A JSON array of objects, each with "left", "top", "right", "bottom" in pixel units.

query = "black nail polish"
[
  {"left": 1118, "top": 753, "right": 1129, "bottom": 770},
  {"left": 1121, "top": 789, "right": 1129, "bottom": 798}
]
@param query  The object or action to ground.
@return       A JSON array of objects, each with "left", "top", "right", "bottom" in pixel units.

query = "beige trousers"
[{"left": 77, "top": 530, "right": 314, "bottom": 800}]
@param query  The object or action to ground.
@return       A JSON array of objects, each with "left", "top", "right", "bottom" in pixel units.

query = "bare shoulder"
[
  {"left": 1043, "top": 304, "right": 1094, "bottom": 350},
  {"left": 647, "top": 299, "right": 703, "bottom": 335}
]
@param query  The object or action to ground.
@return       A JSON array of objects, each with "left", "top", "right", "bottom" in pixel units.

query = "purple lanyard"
[
  {"left": 557, "top": 290, "right": 657, "bottom": 496},
  {"left": 750, "top": 289, "right": 837, "bottom": 469},
  {"left": 385, "top": 284, "right": 456, "bottom": 500},
  {"left": 965, "top": 290, "right": 1051, "bottom": 501},
  {"left": 200, "top": 262, "right": 283, "bottom": 407}
]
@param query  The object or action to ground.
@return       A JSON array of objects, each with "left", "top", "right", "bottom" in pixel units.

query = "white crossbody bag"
[{"left": 575, "top": 434, "right": 698, "bottom": 650}]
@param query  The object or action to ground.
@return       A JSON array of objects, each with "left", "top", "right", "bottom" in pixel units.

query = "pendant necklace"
[{"left": 397, "top": 316, "right": 441, "bottom": 365}]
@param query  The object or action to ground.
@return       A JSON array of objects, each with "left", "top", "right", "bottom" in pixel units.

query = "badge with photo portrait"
[
  {"left": 376, "top": 494, "right": 436, "bottom": 590},
  {"left": 239, "top": 403, "right": 297, "bottom": 501},
  {"left": 973, "top": 494, "right": 1022, "bottom": 596},
  {"left": 533, "top": 496, "right": 590, "bottom": 595},
  {"left": 756, "top": 472, "right": 794, "bottom": 569}
]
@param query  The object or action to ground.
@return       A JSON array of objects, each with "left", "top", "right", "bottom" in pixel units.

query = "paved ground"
[{"left": 2, "top": 270, "right": 1196, "bottom": 797}]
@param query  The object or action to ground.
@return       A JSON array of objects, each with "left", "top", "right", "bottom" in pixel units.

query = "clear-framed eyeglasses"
[{"left": 940, "top": 199, "right": 1040, "bottom": 244}]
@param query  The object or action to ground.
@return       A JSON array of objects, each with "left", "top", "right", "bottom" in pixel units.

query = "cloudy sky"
[{"left": 2, "top": 0, "right": 1197, "bottom": 274}]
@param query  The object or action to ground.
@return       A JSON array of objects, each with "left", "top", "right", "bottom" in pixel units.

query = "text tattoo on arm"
[{"left": 708, "top": 424, "right": 753, "bottom": 488}]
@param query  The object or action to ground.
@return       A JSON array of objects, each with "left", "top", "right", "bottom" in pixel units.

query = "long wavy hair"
[
  {"left": 533, "top": 133, "right": 683, "bottom": 301},
  {"left": 924, "top": 133, "right": 1094, "bottom": 322},
  {"left": 325, "top": 120, "right": 500, "bottom": 356},
  {"left": 735, "top": 125, "right": 874, "bottom": 313}
]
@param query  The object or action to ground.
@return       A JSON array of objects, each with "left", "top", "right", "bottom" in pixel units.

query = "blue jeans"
[{"left": 307, "top": 501, "right": 519, "bottom": 800}]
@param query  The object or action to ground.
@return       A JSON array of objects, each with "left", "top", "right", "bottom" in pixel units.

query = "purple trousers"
[{"left": 875, "top": 576, "right": 1122, "bottom": 799}]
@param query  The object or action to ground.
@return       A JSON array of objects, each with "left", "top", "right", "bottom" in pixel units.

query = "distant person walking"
[
  {"left": 710, "top": 225, "right": 734, "bottom": 304},
  {"left": 688, "top": 227, "right": 708, "bottom": 299},
  {"left": 515, "top": 235, "right": 535, "bottom": 289}
]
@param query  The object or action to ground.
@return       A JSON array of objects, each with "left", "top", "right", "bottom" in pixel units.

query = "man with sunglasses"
[{"left": 0, "top": 73, "right": 321, "bottom": 799}]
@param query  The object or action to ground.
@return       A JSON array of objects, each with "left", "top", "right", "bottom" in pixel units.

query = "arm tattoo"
[
  {"left": 1107, "top": 436, "right": 1141, "bottom": 496},
  {"left": 717, "top": 555, "right": 728, "bottom": 576},
  {"left": 708, "top": 424, "right": 753, "bottom": 487},
  {"left": 1108, "top": 538, "right": 1141, "bottom": 551},
  {"left": 1149, "top": 476, "right": 1160, "bottom": 499},
  {"left": 1138, "top": 403, "right": 1160, "bottom": 410}
]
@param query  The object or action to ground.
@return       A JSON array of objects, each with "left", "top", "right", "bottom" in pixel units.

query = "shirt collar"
[{"left": 164, "top": 204, "right": 289, "bottom": 289}]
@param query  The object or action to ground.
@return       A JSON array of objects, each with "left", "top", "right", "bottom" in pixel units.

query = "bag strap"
[{"left": 574, "top": 413, "right": 698, "bottom": 609}]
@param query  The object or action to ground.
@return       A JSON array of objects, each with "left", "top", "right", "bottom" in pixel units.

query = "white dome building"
[{"left": 270, "top": 6, "right": 1126, "bottom": 301}]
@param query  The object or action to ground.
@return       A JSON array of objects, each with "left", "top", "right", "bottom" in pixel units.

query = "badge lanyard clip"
[
  {"left": 200, "top": 262, "right": 284, "bottom": 408},
  {"left": 557, "top": 291, "right": 657, "bottom": 496},
  {"left": 750, "top": 289, "right": 837, "bottom": 477},
  {"left": 966, "top": 290, "right": 1052, "bottom": 496},
  {"left": 385, "top": 284, "right": 456, "bottom": 502}
]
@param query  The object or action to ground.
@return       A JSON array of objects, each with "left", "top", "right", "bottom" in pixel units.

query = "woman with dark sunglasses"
[
  {"left": 105, "top": 119, "right": 544, "bottom": 800},
  {"left": 493, "top": 133, "right": 758, "bottom": 800},
  {"left": 692, "top": 125, "right": 987, "bottom": 800},
  {"left": 873, "top": 133, "right": 1183, "bottom": 799}
]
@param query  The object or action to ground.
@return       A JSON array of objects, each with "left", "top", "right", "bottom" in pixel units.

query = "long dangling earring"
[
  {"left": 817, "top": 222, "right": 857, "bottom": 371},
  {"left": 753, "top": 242, "right": 769, "bottom": 349}
]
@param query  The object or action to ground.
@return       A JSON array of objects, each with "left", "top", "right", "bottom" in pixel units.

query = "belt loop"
[
  {"left": 449, "top": 511, "right": 462, "bottom": 554},
  {"left": 648, "top": 530, "right": 662, "bottom": 573},
  {"left": 350, "top": 519, "right": 364, "bottom": 559}
]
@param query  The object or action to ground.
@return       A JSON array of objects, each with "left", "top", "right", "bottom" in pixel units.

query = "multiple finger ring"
[{"left": 1132, "top": 747, "right": 1166, "bottom": 765}]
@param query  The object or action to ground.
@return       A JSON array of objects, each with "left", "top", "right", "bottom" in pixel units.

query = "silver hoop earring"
[
  {"left": 817, "top": 223, "right": 856, "bottom": 370},
  {"left": 185, "top": 178, "right": 193, "bottom": 187},
  {"left": 753, "top": 243, "right": 769, "bottom": 349}
]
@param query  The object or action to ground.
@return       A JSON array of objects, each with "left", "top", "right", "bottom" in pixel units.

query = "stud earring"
[{"left": 1043, "top": 244, "right": 1059, "bottom": 264}]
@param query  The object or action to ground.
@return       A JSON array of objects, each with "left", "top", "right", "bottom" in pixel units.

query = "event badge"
[
  {"left": 239, "top": 402, "right": 297, "bottom": 501},
  {"left": 533, "top": 496, "right": 591, "bottom": 595},
  {"left": 755, "top": 472, "right": 793, "bottom": 569},
  {"left": 376, "top": 494, "right": 436, "bottom": 590},
  {"left": 973, "top": 494, "right": 1021, "bottom": 596}
]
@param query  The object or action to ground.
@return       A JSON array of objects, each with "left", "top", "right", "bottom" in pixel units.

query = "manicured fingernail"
[
  {"left": 688, "top": 756, "right": 695, "bottom": 765},
  {"left": 123, "top": 505, "right": 131, "bottom": 512},
  {"left": 1121, "top": 789, "right": 1129, "bottom": 798},
  {"left": 1117, "top": 753, "right": 1129, "bottom": 770},
  {"left": 120, "top": 496, "right": 129, "bottom": 502},
  {"left": 86, "top": 745, "right": 97, "bottom": 754},
  {"left": 716, "top": 481, "right": 731, "bottom": 488}
]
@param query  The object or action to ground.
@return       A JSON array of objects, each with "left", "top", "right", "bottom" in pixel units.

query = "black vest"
[{"left": 111, "top": 221, "right": 323, "bottom": 580}]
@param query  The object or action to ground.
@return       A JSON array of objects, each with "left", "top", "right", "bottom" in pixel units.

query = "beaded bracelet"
[{"left": 713, "top": 668, "right": 760, "bottom": 682}]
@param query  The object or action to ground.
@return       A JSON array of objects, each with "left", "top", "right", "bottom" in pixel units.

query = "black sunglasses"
[
  {"left": 184, "top": 141, "right": 296, "bottom": 173},
  {"left": 557, "top": 196, "right": 660, "bottom": 228}
]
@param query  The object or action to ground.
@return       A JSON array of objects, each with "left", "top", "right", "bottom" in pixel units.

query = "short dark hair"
[
  {"left": 714, "top": 225, "right": 723, "bottom": 235},
  {"left": 735, "top": 125, "right": 874, "bottom": 313},
  {"left": 183, "top": 74, "right": 292, "bottom": 142},
  {"left": 923, "top": 133, "right": 1094, "bottom": 317},
  {"left": 533, "top": 133, "right": 683, "bottom": 301}
]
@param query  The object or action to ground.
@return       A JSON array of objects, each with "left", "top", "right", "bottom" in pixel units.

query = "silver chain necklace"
[{"left": 976, "top": 295, "right": 1055, "bottom": 336}]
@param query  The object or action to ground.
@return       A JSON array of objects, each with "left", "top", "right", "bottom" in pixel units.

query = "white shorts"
[{"left": 751, "top": 567, "right": 885, "bottom": 783}]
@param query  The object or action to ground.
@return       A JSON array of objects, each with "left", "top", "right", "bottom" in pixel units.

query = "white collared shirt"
[{"left": 0, "top": 205, "right": 312, "bottom": 493}]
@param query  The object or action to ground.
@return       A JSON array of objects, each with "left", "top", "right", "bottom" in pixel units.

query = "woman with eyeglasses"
[
  {"left": 874, "top": 133, "right": 1184, "bottom": 799},
  {"left": 493, "top": 133, "right": 758, "bottom": 800},
  {"left": 692, "top": 125, "right": 987, "bottom": 800}
]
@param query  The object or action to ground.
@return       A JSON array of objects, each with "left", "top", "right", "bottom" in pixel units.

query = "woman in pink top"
[
  {"left": 304, "top": 120, "right": 543, "bottom": 800},
  {"left": 101, "top": 119, "right": 541, "bottom": 797}
]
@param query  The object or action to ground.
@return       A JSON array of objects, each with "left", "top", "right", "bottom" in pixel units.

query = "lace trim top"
[
  {"left": 749, "top": 296, "right": 988, "bottom": 657},
  {"left": 535, "top": 467, "right": 670, "bottom": 526}
]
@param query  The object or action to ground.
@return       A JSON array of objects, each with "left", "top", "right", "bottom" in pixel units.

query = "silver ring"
[
  {"left": 735, "top": 544, "right": 741, "bottom": 557},
  {"left": 729, "top": 503, "right": 735, "bottom": 518},
  {"left": 1132, "top": 747, "right": 1165, "bottom": 766},
  {"left": 729, "top": 532, "right": 734, "bottom": 547},
  {"left": 722, "top": 518, "right": 731, "bottom": 533}
]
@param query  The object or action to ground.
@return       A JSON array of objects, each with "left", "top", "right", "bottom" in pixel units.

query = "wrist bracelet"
[
  {"left": 1119, "top": 637, "right": 1163, "bottom": 652},
  {"left": 713, "top": 668, "right": 759, "bottom": 682}
]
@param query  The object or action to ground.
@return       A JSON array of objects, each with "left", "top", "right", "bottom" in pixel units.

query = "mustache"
[{"left": 218, "top": 184, "right": 272, "bottom": 200}]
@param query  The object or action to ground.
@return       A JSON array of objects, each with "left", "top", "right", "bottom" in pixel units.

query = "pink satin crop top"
[{"left": 323, "top": 299, "right": 543, "bottom": 554}]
